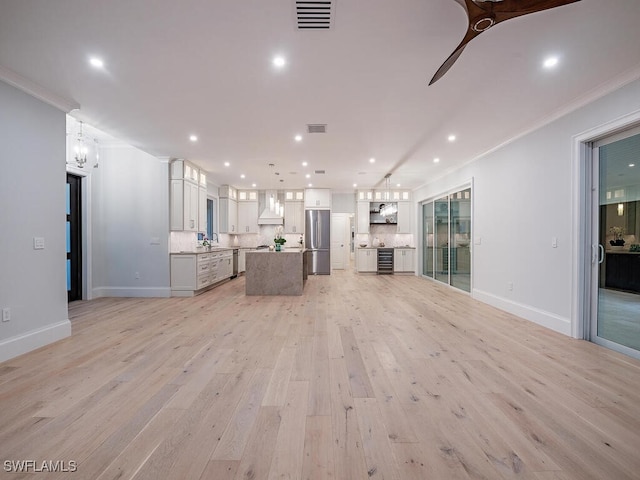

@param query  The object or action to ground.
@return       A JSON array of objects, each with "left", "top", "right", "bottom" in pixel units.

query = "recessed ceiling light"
[
  {"left": 305, "top": 174, "right": 311, "bottom": 179},
  {"left": 224, "top": 162, "right": 230, "bottom": 167},
  {"left": 240, "top": 174, "right": 245, "bottom": 179},
  {"left": 396, "top": 183, "right": 401, "bottom": 187},
  {"left": 89, "top": 57, "right": 104, "bottom": 68},
  {"left": 629, "top": 163, "right": 635, "bottom": 167},
  {"left": 252, "top": 183, "right": 257, "bottom": 187},
  {"left": 448, "top": 134, "right": 456, "bottom": 142},
  {"left": 189, "top": 135, "right": 198, "bottom": 142},
  {"left": 353, "top": 183, "right": 357, "bottom": 187},
  {"left": 308, "top": 183, "right": 313, "bottom": 187},
  {"left": 543, "top": 56, "right": 559, "bottom": 69},
  {"left": 433, "top": 157, "right": 440, "bottom": 163},
  {"left": 273, "top": 56, "right": 286, "bottom": 68},
  {"left": 295, "top": 134, "right": 302, "bottom": 142},
  {"left": 302, "top": 161, "right": 308, "bottom": 167},
  {"left": 369, "top": 158, "right": 375, "bottom": 163}
]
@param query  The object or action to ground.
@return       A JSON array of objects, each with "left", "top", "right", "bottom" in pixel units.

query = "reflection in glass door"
[
  {"left": 591, "top": 128, "right": 640, "bottom": 358},
  {"left": 450, "top": 189, "right": 471, "bottom": 292},
  {"left": 423, "top": 202, "right": 434, "bottom": 277},
  {"left": 434, "top": 196, "right": 449, "bottom": 283}
]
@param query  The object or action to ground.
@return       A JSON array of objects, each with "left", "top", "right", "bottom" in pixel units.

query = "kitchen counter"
[
  {"left": 357, "top": 246, "right": 415, "bottom": 249},
  {"left": 171, "top": 247, "right": 234, "bottom": 255},
  {"left": 245, "top": 249, "right": 307, "bottom": 295}
]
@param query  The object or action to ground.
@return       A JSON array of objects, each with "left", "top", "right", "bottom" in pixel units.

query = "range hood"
[{"left": 257, "top": 190, "right": 284, "bottom": 225}]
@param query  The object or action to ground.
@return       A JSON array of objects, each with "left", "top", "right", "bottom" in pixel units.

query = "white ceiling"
[{"left": 1, "top": 0, "right": 640, "bottom": 192}]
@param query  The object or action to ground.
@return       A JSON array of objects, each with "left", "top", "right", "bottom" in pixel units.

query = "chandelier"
[{"left": 68, "top": 120, "right": 99, "bottom": 169}]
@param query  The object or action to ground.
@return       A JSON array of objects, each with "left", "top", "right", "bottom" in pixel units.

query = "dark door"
[{"left": 66, "top": 174, "right": 82, "bottom": 302}]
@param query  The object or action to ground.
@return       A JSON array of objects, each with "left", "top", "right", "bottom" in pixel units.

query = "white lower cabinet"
[
  {"left": 357, "top": 248, "right": 377, "bottom": 273},
  {"left": 238, "top": 249, "right": 247, "bottom": 273},
  {"left": 394, "top": 248, "right": 415, "bottom": 273},
  {"left": 171, "top": 250, "right": 234, "bottom": 296}
]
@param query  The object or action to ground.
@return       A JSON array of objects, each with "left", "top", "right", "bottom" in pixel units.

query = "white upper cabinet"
[
  {"left": 219, "top": 185, "right": 238, "bottom": 233},
  {"left": 237, "top": 198, "right": 258, "bottom": 234},
  {"left": 284, "top": 200, "right": 304, "bottom": 234},
  {"left": 396, "top": 201, "right": 411, "bottom": 234},
  {"left": 304, "top": 188, "right": 331, "bottom": 208},
  {"left": 356, "top": 201, "right": 369, "bottom": 234},
  {"left": 171, "top": 159, "right": 206, "bottom": 232}
]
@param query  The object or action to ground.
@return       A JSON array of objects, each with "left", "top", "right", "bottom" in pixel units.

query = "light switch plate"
[{"left": 33, "top": 237, "right": 45, "bottom": 250}]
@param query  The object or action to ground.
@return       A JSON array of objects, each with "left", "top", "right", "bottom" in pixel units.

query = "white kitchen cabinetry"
[
  {"left": 171, "top": 250, "right": 234, "bottom": 296},
  {"left": 356, "top": 201, "right": 370, "bottom": 234},
  {"left": 396, "top": 201, "right": 411, "bottom": 234},
  {"left": 238, "top": 249, "right": 247, "bottom": 273},
  {"left": 394, "top": 248, "right": 415, "bottom": 273},
  {"left": 219, "top": 185, "right": 238, "bottom": 234},
  {"left": 237, "top": 199, "right": 258, "bottom": 234},
  {"left": 357, "top": 248, "right": 377, "bottom": 273},
  {"left": 198, "top": 172, "right": 207, "bottom": 233},
  {"left": 170, "top": 159, "right": 204, "bottom": 232},
  {"left": 284, "top": 200, "right": 304, "bottom": 234},
  {"left": 304, "top": 188, "right": 331, "bottom": 209}
]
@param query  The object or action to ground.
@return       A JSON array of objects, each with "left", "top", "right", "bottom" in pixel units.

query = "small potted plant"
[
  {"left": 274, "top": 226, "right": 286, "bottom": 251},
  {"left": 609, "top": 226, "right": 625, "bottom": 249}
]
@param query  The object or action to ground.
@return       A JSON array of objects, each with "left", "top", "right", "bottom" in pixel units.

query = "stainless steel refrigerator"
[{"left": 305, "top": 209, "right": 331, "bottom": 275}]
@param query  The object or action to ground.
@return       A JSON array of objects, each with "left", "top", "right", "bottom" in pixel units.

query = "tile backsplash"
[{"left": 355, "top": 225, "right": 414, "bottom": 247}]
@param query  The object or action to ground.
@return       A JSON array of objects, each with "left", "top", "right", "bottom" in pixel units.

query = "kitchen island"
[{"left": 245, "top": 248, "right": 307, "bottom": 295}]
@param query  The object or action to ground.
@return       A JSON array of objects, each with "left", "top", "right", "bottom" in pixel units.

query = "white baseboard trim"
[
  {"left": 473, "top": 289, "right": 571, "bottom": 336},
  {"left": 0, "top": 319, "right": 71, "bottom": 363},
  {"left": 92, "top": 287, "right": 171, "bottom": 298}
]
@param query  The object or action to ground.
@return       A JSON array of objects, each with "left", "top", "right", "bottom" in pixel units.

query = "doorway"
[
  {"left": 588, "top": 126, "right": 640, "bottom": 358},
  {"left": 331, "top": 213, "right": 350, "bottom": 270},
  {"left": 66, "top": 173, "right": 82, "bottom": 302}
]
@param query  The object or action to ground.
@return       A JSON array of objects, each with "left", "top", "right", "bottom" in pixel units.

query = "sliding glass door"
[
  {"left": 422, "top": 186, "right": 472, "bottom": 293},
  {"left": 589, "top": 127, "right": 640, "bottom": 358}
]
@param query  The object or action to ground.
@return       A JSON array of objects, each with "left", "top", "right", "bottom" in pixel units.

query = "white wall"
[
  {"left": 91, "top": 146, "right": 170, "bottom": 297},
  {"left": 0, "top": 81, "right": 71, "bottom": 362},
  {"left": 331, "top": 193, "right": 356, "bottom": 214},
  {"left": 414, "top": 77, "right": 640, "bottom": 336}
]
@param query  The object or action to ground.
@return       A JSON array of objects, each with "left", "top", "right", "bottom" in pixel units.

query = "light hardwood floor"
[{"left": 2, "top": 271, "right": 640, "bottom": 479}]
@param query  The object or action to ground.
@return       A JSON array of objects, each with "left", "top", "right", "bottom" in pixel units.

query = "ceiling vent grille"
[
  {"left": 314, "top": 170, "right": 326, "bottom": 174},
  {"left": 307, "top": 124, "right": 327, "bottom": 133},
  {"left": 295, "top": 1, "right": 334, "bottom": 30}
]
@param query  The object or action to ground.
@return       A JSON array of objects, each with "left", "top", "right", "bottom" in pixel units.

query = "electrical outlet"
[
  {"left": 135, "top": 272, "right": 140, "bottom": 279},
  {"left": 507, "top": 282, "right": 513, "bottom": 291},
  {"left": 33, "top": 237, "right": 45, "bottom": 250},
  {"left": 2, "top": 308, "right": 10, "bottom": 322}
]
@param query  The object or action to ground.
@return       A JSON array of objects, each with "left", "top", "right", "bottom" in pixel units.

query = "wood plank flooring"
[{"left": 1, "top": 270, "right": 640, "bottom": 479}]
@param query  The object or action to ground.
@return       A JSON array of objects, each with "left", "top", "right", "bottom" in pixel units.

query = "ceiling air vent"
[
  {"left": 307, "top": 124, "right": 327, "bottom": 134},
  {"left": 314, "top": 170, "right": 326, "bottom": 174},
  {"left": 295, "top": 1, "right": 334, "bottom": 30}
]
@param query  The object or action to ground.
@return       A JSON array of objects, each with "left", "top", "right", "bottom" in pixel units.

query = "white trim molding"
[
  {"left": 473, "top": 288, "right": 571, "bottom": 336},
  {"left": 0, "top": 320, "right": 71, "bottom": 363},
  {"left": 92, "top": 287, "right": 172, "bottom": 298},
  {"left": 0, "top": 65, "right": 80, "bottom": 113}
]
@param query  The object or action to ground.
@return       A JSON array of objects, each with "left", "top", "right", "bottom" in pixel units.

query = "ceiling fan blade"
[
  {"left": 491, "top": 0, "right": 581, "bottom": 24},
  {"left": 428, "top": 0, "right": 581, "bottom": 85},
  {"left": 428, "top": 36, "right": 472, "bottom": 85}
]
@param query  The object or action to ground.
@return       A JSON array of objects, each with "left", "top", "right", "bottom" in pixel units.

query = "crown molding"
[{"left": 0, "top": 65, "right": 80, "bottom": 113}]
